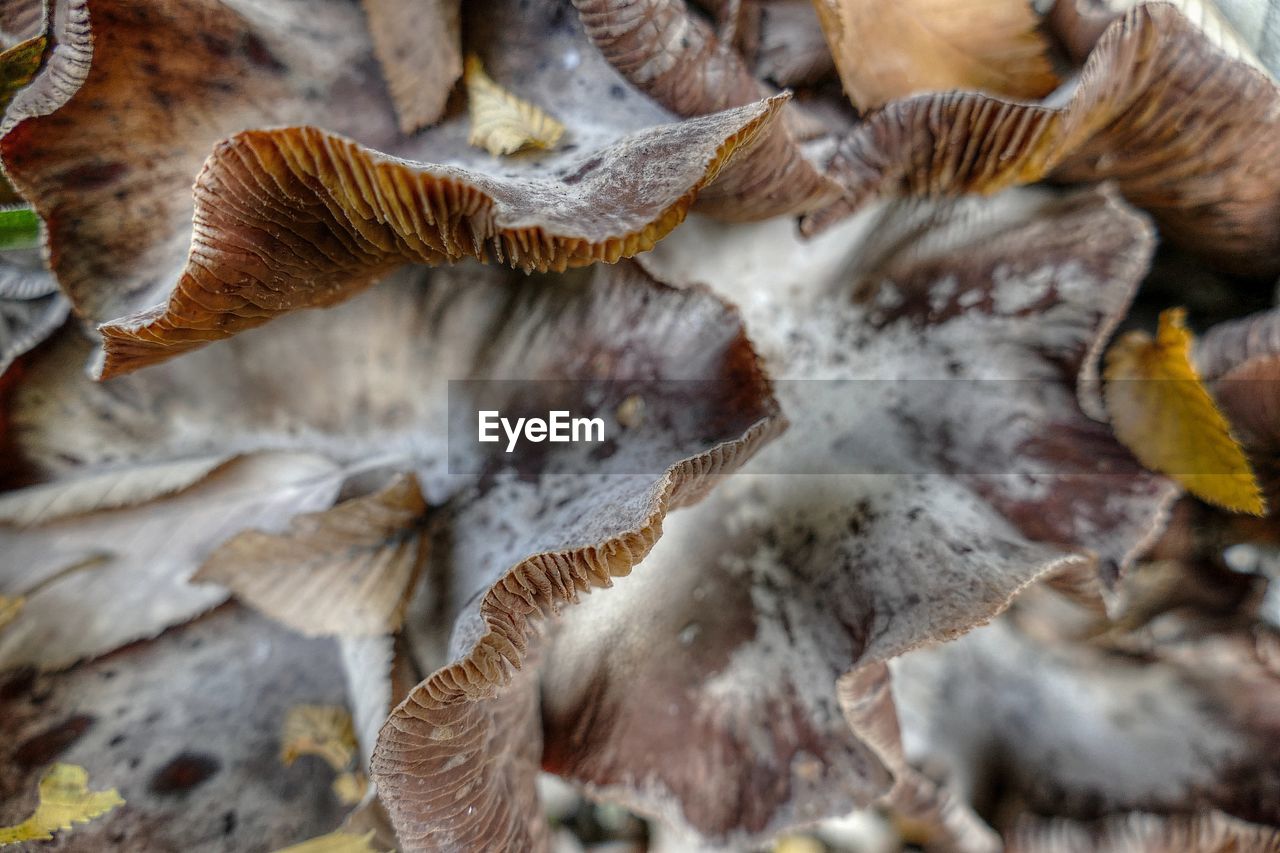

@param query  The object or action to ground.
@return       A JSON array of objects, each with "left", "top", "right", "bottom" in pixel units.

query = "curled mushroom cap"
[
  {"left": 89, "top": 100, "right": 781, "bottom": 378},
  {"left": 879, "top": 611, "right": 1280, "bottom": 851},
  {"left": 808, "top": 4, "right": 1280, "bottom": 280},
  {"left": 1009, "top": 811, "right": 1280, "bottom": 853},
  {"left": 369, "top": 269, "right": 784, "bottom": 850},
  {"left": 571, "top": 0, "right": 842, "bottom": 220},
  {"left": 0, "top": 7, "right": 67, "bottom": 377},
  {"left": 754, "top": 0, "right": 837, "bottom": 88},
  {"left": 1, "top": 260, "right": 781, "bottom": 678},
  {"left": 515, "top": 186, "right": 1174, "bottom": 848},
  {"left": 1, "top": 256, "right": 783, "bottom": 848},
  {"left": 0, "top": 248, "right": 65, "bottom": 378},
  {"left": 0, "top": 0, "right": 788, "bottom": 378},
  {"left": 1050, "top": 0, "right": 1280, "bottom": 78}
]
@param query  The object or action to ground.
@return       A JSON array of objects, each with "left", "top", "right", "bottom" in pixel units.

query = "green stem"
[{"left": 0, "top": 206, "right": 40, "bottom": 250}]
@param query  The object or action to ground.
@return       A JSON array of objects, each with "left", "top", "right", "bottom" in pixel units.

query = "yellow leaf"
[
  {"left": 812, "top": 0, "right": 1059, "bottom": 109},
  {"left": 280, "top": 705, "right": 357, "bottom": 773},
  {"left": 331, "top": 771, "right": 368, "bottom": 806},
  {"left": 0, "top": 763, "right": 124, "bottom": 845},
  {"left": 464, "top": 54, "right": 564, "bottom": 156},
  {"left": 0, "top": 595, "right": 23, "bottom": 631},
  {"left": 1105, "top": 308, "right": 1265, "bottom": 515},
  {"left": 0, "top": 34, "right": 47, "bottom": 115},
  {"left": 615, "top": 394, "right": 646, "bottom": 430},
  {"left": 892, "top": 812, "right": 939, "bottom": 846},
  {"left": 273, "top": 829, "right": 386, "bottom": 853},
  {"left": 774, "top": 835, "right": 826, "bottom": 853}
]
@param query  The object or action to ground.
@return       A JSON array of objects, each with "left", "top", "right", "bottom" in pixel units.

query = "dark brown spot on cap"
[
  {"left": 14, "top": 714, "right": 94, "bottom": 769},
  {"left": 149, "top": 751, "right": 221, "bottom": 795}
]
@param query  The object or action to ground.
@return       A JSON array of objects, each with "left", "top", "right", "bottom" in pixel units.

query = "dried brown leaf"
[
  {"left": 0, "top": 455, "right": 231, "bottom": 526},
  {"left": 0, "top": 452, "right": 343, "bottom": 670},
  {"left": 362, "top": 0, "right": 461, "bottom": 133},
  {"left": 773, "top": 836, "right": 826, "bottom": 853},
  {"left": 812, "top": 0, "right": 1060, "bottom": 108},
  {"left": 196, "top": 474, "right": 428, "bottom": 637},
  {"left": 331, "top": 773, "right": 368, "bottom": 806},
  {"left": 0, "top": 594, "right": 20, "bottom": 630},
  {"left": 0, "top": 33, "right": 45, "bottom": 114}
]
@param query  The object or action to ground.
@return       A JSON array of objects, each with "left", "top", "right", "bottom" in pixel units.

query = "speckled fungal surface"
[{"left": 1, "top": 1, "right": 1279, "bottom": 852}]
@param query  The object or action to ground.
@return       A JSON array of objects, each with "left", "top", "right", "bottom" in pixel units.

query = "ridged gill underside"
[{"left": 94, "top": 98, "right": 784, "bottom": 378}]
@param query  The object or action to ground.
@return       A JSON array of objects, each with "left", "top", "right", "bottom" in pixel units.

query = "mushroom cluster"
[{"left": 1, "top": 1, "right": 1279, "bottom": 851}]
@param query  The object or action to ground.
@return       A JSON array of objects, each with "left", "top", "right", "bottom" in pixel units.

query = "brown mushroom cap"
[
  {"left": 0, "top": 0, "right": 788, "bottom": 378},
  {"left": 807, "top": 5, "right": 1280, "bottom": 280},
  {"left": 524, "top": 187, "right": 1173, "bottom": 848}
]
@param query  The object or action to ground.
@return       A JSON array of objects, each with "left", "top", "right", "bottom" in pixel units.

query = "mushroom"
[{"left": 1, "top": 0, "right": 1279, "bottom": 850}]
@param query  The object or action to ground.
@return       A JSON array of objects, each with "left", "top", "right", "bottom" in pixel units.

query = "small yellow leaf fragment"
[
  {"left": 1105, "top": 308, "right": 1265, "bottom": 515},
  {"left": 331, "top": 771, "right": 368, "bottom": 806},
  {"left": 615, "top": 394, "right": 645, "bottom": 430},
  {"left": 892, "top": 811, "right": 938, "bottom": 846},
  {"left": 774, "top": 835, "right": 826, "bottom": 853},
  {"left": 280, "top": 705, "right": 357, "bottom": 773},
  {"left": 273, "top": 829, "right": 386, "bottom": 853},
  {"left": 0, "top": 763, "right": 124, "bottom": 846},
  {"left": 0, "top": 595, "right": 24, "bottom": 631},
  {"left": 0, "top": 34, "right": 48, "bottom": 114},
  {"left": 464, "top": 54, "right": 564, "bottom": 156}
]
